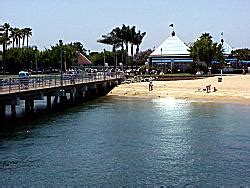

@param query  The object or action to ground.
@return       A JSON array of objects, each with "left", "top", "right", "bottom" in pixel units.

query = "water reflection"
[{"left": 0, "top": 96, "right": 250, "bottom": 186}]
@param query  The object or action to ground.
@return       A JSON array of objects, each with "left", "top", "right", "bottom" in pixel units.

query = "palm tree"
[
  {"left": 98, "top": 25, "right": 146, "bottom": 68},
  {"left": 121, "top": 25, "right": 130, "bottom": 53},
  {"left": 98, "top": 30, "right": 122, "bottom": 52},
  {"left": 111, "top": 27, "right": 123, "bottom": 50},
  {"left": 2, "top": 23, "right": 11, "bottom": 49},
  {"left": 97, "top": 34, "right": 114, "bottom": 48},
  {"left": 0, "top": 23, "right": 11, "bottom": 73},
  {"left": 121, "top": 24, "right": 130, "bottom": 67},
  {"left": 133, "top": 30, "right": 146, "bottom": 67},
  {"left": 16, "top": 29, "right": 22, "bottom": 48},
  {"left": 129, "top": 26, "right": 136, "bottom": 58},
  {"left": 21, "top": 28, "right": 26, "bottom": 47},
  {"left": 200, "top": 33, "right": 212, "bottom": 40},
  {"left": 23, "top": 27, "right": 32, "bottom": 48},
  {"left": 9, "top": 27, "right": 19, "bottom": 48},
  {"left": 134, "top": 30, "right": 146, "bottom": 54}
]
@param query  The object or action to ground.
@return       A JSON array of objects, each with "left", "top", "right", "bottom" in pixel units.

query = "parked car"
[{"left": 18, "top": 71, "right": 30, "bottom": 89}]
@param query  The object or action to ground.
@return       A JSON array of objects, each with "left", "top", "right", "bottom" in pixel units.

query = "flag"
[
  {"left": 169, "top": 24, "right": 174, "bottom": 27},
  {"left": 78, "top": 53, "right": 92, "bottom": 65}
]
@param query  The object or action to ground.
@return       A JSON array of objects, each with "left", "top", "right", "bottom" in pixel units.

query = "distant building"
[
  {"left": 221, "top": 41, "right": 236, "bottom": 66},
  {"left": 222, "top": 41, "right": 233, "bottom": 56},
  {"left": 78, "top": 52, "right": 92, "bottom": 66},
  {"left": 149, "top": 32, "right": 193, "bottom": 72}
]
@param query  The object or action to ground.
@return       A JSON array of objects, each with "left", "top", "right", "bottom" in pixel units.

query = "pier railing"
[{"left": 0, "top": 72, "right": 123, "bottom": 94}]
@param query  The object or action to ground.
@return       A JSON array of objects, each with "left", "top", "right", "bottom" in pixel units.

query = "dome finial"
[
  {"left": 169, "top": 23, "right": 175, "bottom": 37},
  {"left": 172, "top": 31, "right": 175, "bottom": 37}
]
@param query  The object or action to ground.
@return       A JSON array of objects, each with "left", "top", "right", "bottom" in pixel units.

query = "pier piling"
[
  {"left": 11, "top": 105, "right": 16, "bottom": 117},
  {"left": 47, "top": 96, "right": 52, "bottom": 109}
]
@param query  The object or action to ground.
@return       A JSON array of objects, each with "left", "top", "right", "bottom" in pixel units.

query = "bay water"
[{"left": 0, "top": 96, "right": 250, "bottom": 186}]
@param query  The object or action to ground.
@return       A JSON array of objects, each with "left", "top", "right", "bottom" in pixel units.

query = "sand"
[{"left": 108, "top": 75, "right": 250, "bottom": 104}]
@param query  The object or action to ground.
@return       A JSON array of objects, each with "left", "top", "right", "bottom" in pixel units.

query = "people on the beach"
[
  {"left": 197, "top": 85, "right": 217, "bottom": 92},
  {"left": 149, "top": 81, "right": 153, "bottom": 91},
  {"left": 206, "top": 85, "right": 211, "bottom": 93}
]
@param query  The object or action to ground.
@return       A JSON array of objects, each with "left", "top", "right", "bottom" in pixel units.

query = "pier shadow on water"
[{"left": 0, "top": 96, "right": 106, "bottom": 140}]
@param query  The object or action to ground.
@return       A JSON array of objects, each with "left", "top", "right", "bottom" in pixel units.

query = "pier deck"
[{"left": 0, "top": 72, "right": 123, "bottom": 117}]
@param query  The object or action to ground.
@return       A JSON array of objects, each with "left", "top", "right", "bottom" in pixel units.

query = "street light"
[
  {"left": 115, "top": 51, "right": 118, "bottom": 78},
  {"left": 59, "top": 39, "right": 63, "bottom": 86},
  {"left": 103, "top": 49, "right": 106, "bottom": 80},
  {"left": 161, "top": 48, "right": 164, "bottom": 73},
  {"left": 32, "top": 45, "right": 38, "bottom": 73},
  {"left": 64, "top": 50, "right": 67, "bottom": 72}
]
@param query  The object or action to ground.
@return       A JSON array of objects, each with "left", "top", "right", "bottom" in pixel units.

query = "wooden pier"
[{"left": 0, "top": 72, "right": 123, "bottom": 118}]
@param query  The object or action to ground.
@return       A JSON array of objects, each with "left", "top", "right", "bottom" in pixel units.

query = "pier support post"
[
  {"left": 30, "top": 100, "right": 34, "bottom": 112},
  {"left": 60, "top": 96, "right": 67, "bottom": 105},
  {"left": 70, "top": 93, "right": 74, "bottom": 102},
  {"left": 53, "top": 96, "right": 58, "bottom": 105},
  {"left": 0, "top": 105, "right": 5, "bottom": 117},
  {"left": 76, "top": 91, "right": 83, "bottom": 101},
  {"left": 24, "top": 99, "right": 34, "bottom": 113},
  {"left": 25, "top": 99, "right": 30, "bottom": 113},
  {"left": 11, "top": 105, "right": 16, "bottom": 117},
  {"left": 47, "top": 96, "right": 52, "bottom": 109}
]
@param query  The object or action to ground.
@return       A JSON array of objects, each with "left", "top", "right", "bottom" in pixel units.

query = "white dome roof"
[
  {"left": 150, "top": 35, "right": 190, "bottom": 56},
  {"left": 222, "top": 42, "right": 233, "bottom": 55}
]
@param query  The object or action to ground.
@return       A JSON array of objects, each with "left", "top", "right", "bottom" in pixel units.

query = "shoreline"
[{"left": 108, "top": 75, "right": 250, "bottom": 105}]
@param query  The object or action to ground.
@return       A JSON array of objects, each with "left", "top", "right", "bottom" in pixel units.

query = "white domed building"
[{"left": 149, "top": 31, "right": 193, "bottom": 72}]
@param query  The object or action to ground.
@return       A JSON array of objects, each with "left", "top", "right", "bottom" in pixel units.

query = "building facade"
[{"left": 149, "top": 32, "right": 193, "bottom": 73}]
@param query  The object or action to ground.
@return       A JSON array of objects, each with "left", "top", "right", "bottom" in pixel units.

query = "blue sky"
[{"left": 1, "top": 0, "right": 250, "bottom": 52}]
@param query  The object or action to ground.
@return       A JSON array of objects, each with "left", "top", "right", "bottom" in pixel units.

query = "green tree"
[
  {"left": 10, "top": 27, "right": 18, "bottom": 48},
  {"left": 97, "top": 31, "right": 122, "bottom": 52},
  {"left": 133, "top": 49, "right": 153, "bottom": 66},
  {"left": 230, "top": 49, "right": 250, "bottom": 61},
  {"left": 189, "top": 33, "right": 224, "bottom": 72},
  {"left": 23, "top": 27, "right": 32, "bottom": 48},
  {"left": 5, "top": 47, "right": 37, "bottom": 73},
  {"left": 134, "top": 30, "right": 146, "bottom": 54},
  {"left": 16, "top": 28, "right": 22, "bottom": 48},
  {"left": 0, "top": 23, "right": 11, "bottom": 72},
  {"left": 98, "top": 24, "right": 146, "bottom": 67},
  {"left": 121, "top": 24, "right": 130, "bottom": 58},
  {"left": 71, "top": 42, "right": 87, "bottom": 55},
  {"left": 129, "top": 26, "right": 136, "bottom": 58}
]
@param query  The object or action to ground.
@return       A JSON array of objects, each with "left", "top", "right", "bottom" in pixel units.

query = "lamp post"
[
  {"left": 75, "top": 51, "right": 79, "bottom": 71},
  {"left": 64, "top": 50, "right": 67, "bottom": 72},
  {"left": 161, "top": 48, "right": 164, "bottom": 73},
  {"left": 59, "top": 39, "right": 63, "bottom": 86},
  {"left": 103, "top": 49, "right": 106, "bottom": 80},
  {"left": 115, "top": 51, "right": 117, "bottom": 78},
  {"left": 32, "top": 46, "right": 38, "bottom": 73}
]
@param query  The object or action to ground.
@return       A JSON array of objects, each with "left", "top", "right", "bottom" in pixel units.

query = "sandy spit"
[{"left": 108, "top": 75, "right": 250, "bottom": 104}]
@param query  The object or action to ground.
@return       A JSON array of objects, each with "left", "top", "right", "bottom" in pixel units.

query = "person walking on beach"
[{"left": 149, "top": 81, "right": 153, "bottom": 91}]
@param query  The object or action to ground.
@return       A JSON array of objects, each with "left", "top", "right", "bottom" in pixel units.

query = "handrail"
[{"left": 0, "top": 72, "right": 123, "bottom": 94}]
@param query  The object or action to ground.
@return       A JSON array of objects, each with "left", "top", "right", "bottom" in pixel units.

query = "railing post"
[
  {"left": 49, "top": 76, "right": 51, "bottom": 88},
  {"left": 19, "top": 79, "right": 21, "bottom": 92},
  {"left": 35, "top": 77, "right": 37, "bottom": 88},
  {"left": 9, "top": 78, "right": 11, "bottom": 93},
  {"left": 42, "top": 76, "right": 44, "bottom": 88}
]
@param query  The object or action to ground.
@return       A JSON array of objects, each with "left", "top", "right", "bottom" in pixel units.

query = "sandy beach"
[{"left": 108, "top": 75, "right": 250, "bottom": 104}]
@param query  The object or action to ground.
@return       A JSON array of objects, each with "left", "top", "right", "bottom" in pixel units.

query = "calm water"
[{"left": 0, "top": 96, "right": 250, "bottom": 186}]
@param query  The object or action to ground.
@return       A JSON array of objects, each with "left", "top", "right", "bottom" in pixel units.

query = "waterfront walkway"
[
  {"left": 0, "top": 72, "right": 123, "bottom": 117},
  {"left": 0, "top": 73, "right": 120, "bottom": 94}
]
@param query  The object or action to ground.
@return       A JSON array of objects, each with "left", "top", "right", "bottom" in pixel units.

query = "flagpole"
[
  {"left": 169, "top": 23, "right": 175, "bottom": 36},
  {"left": 221, "top": 32, "right": 224, "bottom": 45}
]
